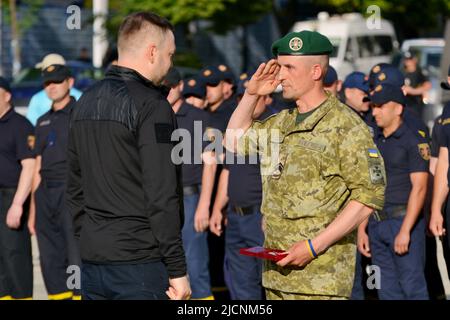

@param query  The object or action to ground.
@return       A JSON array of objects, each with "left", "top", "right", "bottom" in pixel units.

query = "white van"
[{"left": 291, "top": 12, "right": 399, "bottom": 79}]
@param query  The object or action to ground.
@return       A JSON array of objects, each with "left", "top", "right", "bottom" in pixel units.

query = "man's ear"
[
  {"left": 395, "top": 103, "right": 404, "bottom": 116},
  {"left": 147, "top": 43, "right": 157, "bottom": 64},
  {"left": 68, "top": 77, "right": 75, "bottom": 88},
  {"left": 336, "top": 80, "right": 342, "bottom": 92},
  {"left": 178, "top": 80, "right": 184, "bottom": 92},
  {"left": 311, "top": 64, "right": 323, "bottom": 81},
  {"left": 5, "top": 91, "right": 11, "bottom": 103}
]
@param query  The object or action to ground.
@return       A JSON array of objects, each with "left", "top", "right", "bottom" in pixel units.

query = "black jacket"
[{"left": 67, "top": 65, "right": 186, "bottom": 278}]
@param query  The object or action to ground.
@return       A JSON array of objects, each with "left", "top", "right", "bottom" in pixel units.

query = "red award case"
[{"left": 239, "top": 246, "right": 288, "bottom": 262}]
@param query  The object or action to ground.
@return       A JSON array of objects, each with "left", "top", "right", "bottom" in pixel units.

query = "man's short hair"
[{"left": 117, "top": 12, "right": 174, "bottom": 53}]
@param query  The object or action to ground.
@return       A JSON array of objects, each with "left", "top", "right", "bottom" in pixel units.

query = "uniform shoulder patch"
[
  {"left": 418, "top": 130, "right": 426, "bottom": 138},
  {"left": 27, "top": 135, "right": 35, "bottom": 150},
  {"left": 418, "top": 143, "right": 430, "bottom": 161},
  {"left": 368, "top": 148, "right": 379, "bottom": 158},
  {"left": 442, "top": 118, "right": 450, "bottom": 125}
]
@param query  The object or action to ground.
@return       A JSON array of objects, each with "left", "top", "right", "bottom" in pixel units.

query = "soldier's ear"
[
  {"left": 395, "top": 103, "right": 403, "bottom": 116},
  {"left": 311, "top": 63, "right": 323, "bottom": 81}
]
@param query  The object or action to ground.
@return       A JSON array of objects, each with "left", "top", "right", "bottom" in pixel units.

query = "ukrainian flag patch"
[{"left": 368, "top": 148, "right": 379, "bottom": 158}]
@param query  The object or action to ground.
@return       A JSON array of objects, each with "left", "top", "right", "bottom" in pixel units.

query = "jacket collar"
[
  {"left": 282, "top": 92, "right": 335, "bottom": 135},
  {"left": 106, "top": 65, "right": 166, "bottom": 92}
]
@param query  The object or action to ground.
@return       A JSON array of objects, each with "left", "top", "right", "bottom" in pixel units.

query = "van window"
[
  {"left": 345, "top": 37, "right": 355, "bottom": 61},
  {"left": 373, "top": 36, "right": 393, "bottom": 55},
  {"left": 357, "top": 36, "right": 373, "bottom": 58},
  {"left": 357, "top": 36, "right": 393, "bottom": 57}
]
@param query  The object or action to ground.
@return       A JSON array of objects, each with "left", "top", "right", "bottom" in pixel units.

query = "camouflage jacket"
[{"left": 237, "top": 94, "right": 386, "bottom": 297}]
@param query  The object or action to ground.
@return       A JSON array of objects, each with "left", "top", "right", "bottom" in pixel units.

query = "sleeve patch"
[{"left": 418, "top": 143, "right": 431, "bottom": 161}]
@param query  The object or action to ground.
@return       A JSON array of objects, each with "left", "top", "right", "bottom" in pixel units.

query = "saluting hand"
[{"left": 246, "top": 59, "right": 281, "bottom": 96}]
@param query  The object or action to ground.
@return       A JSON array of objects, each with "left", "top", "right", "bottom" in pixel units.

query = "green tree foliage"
[
  {"left": 108, "top": 0, "right": 272, "bottom": 32},
  {"left": 2, "top": 0, "right": 44, "bottom": 36},
  {"left": 315, "top": 0, "right": 450, "bottom": 38}
]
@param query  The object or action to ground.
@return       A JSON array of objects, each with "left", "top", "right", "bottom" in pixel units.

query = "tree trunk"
[{"left": 9, "top": 0, "right": 20, "bottom": 77}]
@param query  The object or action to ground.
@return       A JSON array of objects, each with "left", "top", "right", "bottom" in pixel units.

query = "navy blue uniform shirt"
[
  {"left": 430, "top": 115, "right": 445, "bottom": 158},
  {"left": 35, "top": 97, "right": 75, "bottom": 181},
  {"left": 207, "top": 100, "right": 234, "bottom": 134},
  {"left": 175, "top": 101, "right": 209, "bottom": 187},
  {"left": 364, "top": 107, "right": 429, "bottom": 140},
  {"left": 375, "top": 123, "right": 429, "bottom": 208},
  {"left": 0, "top": 107, "right": 35, "bottom": 188},
  {"left": 439, "top": 102, "right": 450, "bottom": 185},
  {"left": 224, "top": 109, "right": 274, "bottom": 207}
]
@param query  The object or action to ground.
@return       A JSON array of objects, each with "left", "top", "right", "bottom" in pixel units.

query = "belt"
[
  {"left": 230, "top": 204, "right": 260, "bottom": 216},
  {"left": 373, "top": 205, "right": 407, "bottom": 222},
  {"left": 183, "top": 184, "right": 200, "bottom": 196}
]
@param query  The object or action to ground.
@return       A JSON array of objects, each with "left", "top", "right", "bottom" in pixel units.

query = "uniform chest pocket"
[{"left": 283, "top": 139, "right": 326, "bottom": 180}]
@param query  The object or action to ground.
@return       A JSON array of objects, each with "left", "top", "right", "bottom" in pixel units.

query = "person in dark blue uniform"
[
  {"left": 165, "top": 69, "right": 213, "bottom": 300},
  {"left": 368, "top": 63, "right": 430, "bottom": 140},
  {"left": 323, "top": 65, "right": 341, "bottom": 97},
  {"left": 30, "top": 64, "right": 81, "bottom": 300},
  {"left": 217, "top": 64, "right": 237, "bottom": 108},
  {"left": 402, "top": 51, "right": 432, "bottom": 119},
  {"left": 209, "top": 78, "right": 272, "bottom": 299},
  {"left": 360, "top": 84, "right": 430, "bottom": 299},
  {"left": 430, "top": 65, "right": 450, "bottom": 246},
  {"left": 0, "top": 77, "right": 35, "bottom": 300}
]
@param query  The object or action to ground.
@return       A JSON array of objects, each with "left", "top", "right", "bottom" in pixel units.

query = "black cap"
[
  {"left": 199, "top": 66, "right": 226, "bottom": 86},
  {"left": 0, "top": 76, "right": 11, "bottom": 93},
  {"left": 42, "top": 64, "right": 72, "bottom": 84},
  {"left": 323, "top": 66, "right": 338, "bottom": 86},
  {"left": 368, "top": 63, "right": 405, "bottom": 90},
  {"left": 182, "top": 76, "right": 206, "bottom": 99},
  {"left": 368, "top": 83, "right": 405, "bottom": 106},
  {"left": 403, "top": 51, "right": 414, "bottom": 59},
  {"left": 163, "top": 67, "right": 182, "bottom": 87},
  {"left": 441, "top": 65, "right": 450, "bottom": 91},
  {"left": 217, "top": 64, "right": 235, "bottom": 85}
]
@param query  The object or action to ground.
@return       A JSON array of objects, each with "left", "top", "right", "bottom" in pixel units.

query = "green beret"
[{"left": 271, "top": 31, "right": 333, "bottom": 57}]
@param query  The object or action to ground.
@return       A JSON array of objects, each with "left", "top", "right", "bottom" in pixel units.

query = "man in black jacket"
[{"left": 67, "top": 12, "right": 191, "bottom": 300}]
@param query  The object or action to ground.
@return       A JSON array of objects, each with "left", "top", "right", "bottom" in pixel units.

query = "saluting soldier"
[{"left": 225, "top": 31, "right": 386, "bottom": 300}]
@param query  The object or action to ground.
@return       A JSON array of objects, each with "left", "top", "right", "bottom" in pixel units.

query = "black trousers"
[
  {"left": 0, "top": 188, "right": 33, "bottom": 299},
  {"left": 81, "top": 261, "right": 170, "bottom": 300},
  {"left": 35, "top": 181, "right": 81, "bottom": 299}
]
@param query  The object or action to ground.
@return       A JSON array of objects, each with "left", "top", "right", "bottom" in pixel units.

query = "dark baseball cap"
[
  {"left": 42, "top": 64, "right": 72, "bottom": 84},
  {"left": 368, "top": 63, "right": 405, "bottom": 90},
  {"left": 403, "top": 51, "right": 414, "bottom": 59},
  {"left": 323, "top": 66, "right": 338, "bottom": 86},
  {"left": 164, "top": 67, "right": 182, "bottom": 87},
  {"left": 441, "top": 65, "right": 450, "bottom": 91},
  {"left": 217, "top": 64, "right": 235, "bottom": 85},
  {"left": 200, "top": 66, "right": 226, "bottom": 86},
  {"left": 0, "top": 76, "right": 11, "bottom": 93},
  {"left": 343, "top": 72, "right": 369, "bottom": 93},
  {"left": 236, "top": 72, "right": 252, "bottom": 96},
  {"left": 182, "top": 76, "right": 206, "bottom": 99},
  {"left": 368, "top": 83, "right": 405, "bottom": 106}
]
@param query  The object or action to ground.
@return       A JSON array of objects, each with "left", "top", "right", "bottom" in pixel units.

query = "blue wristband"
[{"left": 308, "top": 239, "right": 318, "bottom": 258}]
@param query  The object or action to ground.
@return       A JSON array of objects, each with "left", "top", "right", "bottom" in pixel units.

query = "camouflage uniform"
[{"left": 237, "top": 94, "right": 386, "bottom": 298}]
